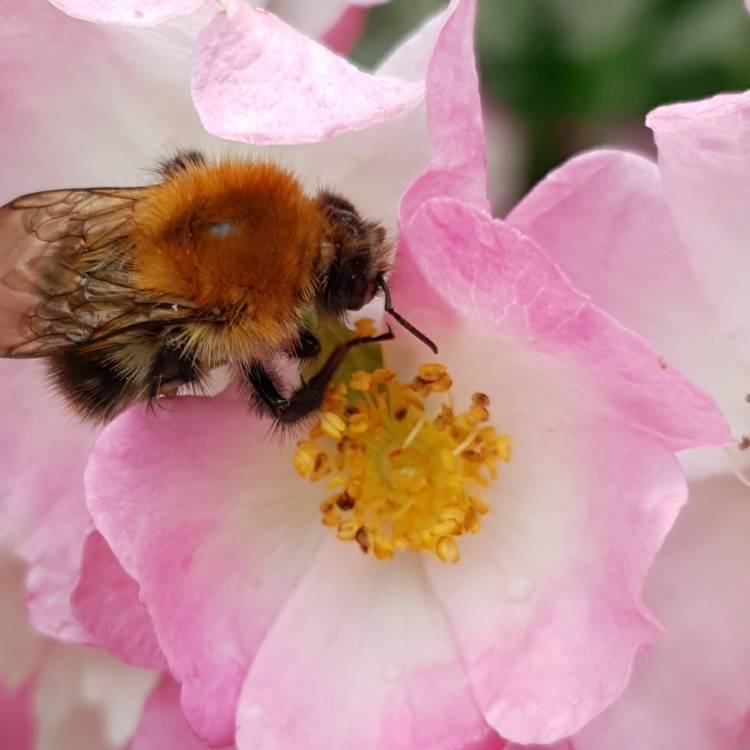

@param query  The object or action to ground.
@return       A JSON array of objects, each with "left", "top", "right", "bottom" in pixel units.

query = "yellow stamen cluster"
[{"left": 294, "top": 364, "right": 511, "bottom": 563}]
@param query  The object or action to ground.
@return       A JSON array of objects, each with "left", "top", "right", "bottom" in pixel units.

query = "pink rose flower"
[
  {"left": 0, "top": 552, "right": 157, "bottom": 749},
  {"left": 62, "top": 3, "right": 726, "bottom": 750},
  {"left": 509, "top": 92, "right": 750, "bottom": 749},
  {"left": 1, "top": 1, "right": 730, "bottom": 749},
  {"left": 0, "top": 0, "right": 459, "bottom": 642}
]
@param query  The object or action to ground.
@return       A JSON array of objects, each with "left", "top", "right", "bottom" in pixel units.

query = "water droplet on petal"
[{"left": 504, "top": 575, "right": 535, "bottom": 602}]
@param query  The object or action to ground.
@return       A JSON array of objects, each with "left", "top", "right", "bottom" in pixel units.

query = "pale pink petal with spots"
[
  {"left": 191, "top": 1, "right": 423, "bottom": 145},
  {"left": 46, "top": 0, "right": 204, "bottom": 27}
]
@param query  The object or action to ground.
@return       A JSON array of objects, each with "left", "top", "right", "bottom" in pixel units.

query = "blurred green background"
[{"left": 352, "top": 0, "right": 750, "bottom": 210}]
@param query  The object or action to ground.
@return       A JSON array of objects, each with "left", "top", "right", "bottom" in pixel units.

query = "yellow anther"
[
  {"left": 355, "top": 526, "right": 372, "bottom": 553},
  {"left": 440, "top": 506, "right": 465, "bottom": 523},
  {"left": 370, "top": 369, "right": 397, "bottom": 386},
  {"left": 472, "top": 392, "right": 490, "bottom": 408},
  {"left": 320, "top": 411, "right": 347, "bottom": 440},
  {"left": 412, "top": 363, "right": 453, "bottom": 394},
  {"left": 354, "top": 318, "right": 377, "bottom": 338},
  {"left": 436, "top": 536, "right": 460, "bottom": 563},
  {"left": 348, "top": 413, "right": 369, "bottom": 434},
  {"left": 417, "top": 363, "right": 448, "bottom": 382},
  {"left": 337, "top": 520, "right": 360, "bottom": 541},
  {"left": 293, "top": 442, "right": 318, "bottom": 478},
  {"left": 470, "top": 495, "right": 491, "bottom": 515},
  {"left": 349, "top": 370, "right": 372, "bottom": 392},
  {"left": 431, "top": 519, "right": 460, "bottom": 536},
  {"left": 295, "top": 365, "right": 510, "bottom": 563},
  {"left": 464, "top": 509, "right": 480, "bottom": 533}
]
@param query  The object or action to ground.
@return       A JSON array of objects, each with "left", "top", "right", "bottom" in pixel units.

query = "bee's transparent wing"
[{"left": 0, "top": 187, "right": 191, "bottom": 357}]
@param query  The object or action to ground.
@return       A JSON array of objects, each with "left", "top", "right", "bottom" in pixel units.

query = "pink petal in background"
[
  {"left": 319, "top": 4, "right": 368, "bottom": 54},
  {"left": 85, "top": 392, "right": 328, "bottom": 746},
  {"left": 191, "top": 0, "right": 423, "bottom": 144},
  {"left": 129, "top": 676, "right": 218, "bottom": 750},
  {"left": 399, "top": 0, "right": 489, "bottom": 226},
  {"left": 0, "top": 677, "right": 36, "bottom": 750},
  {"left": 46, "top": 0, "right": 204, "bottom": 27},
  {"left": 71, "top": 532, "right": 167, "bottom": 671},
  {"left": 0, "top": 360, "right": 96, "bottom": 642},
  {"left": 510, "top": 149, "right": 743, "bottom": 476},
  {"left": 647, "top": 92, "right": 750, "bottom": 361},
  {"left": 568, "top": 475, "right": 750, "bottom": 750}
]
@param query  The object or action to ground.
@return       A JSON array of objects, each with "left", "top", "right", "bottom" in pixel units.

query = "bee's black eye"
[
  {"left": 323, "top": 253, "right": 372, "bottom": 314},
  {"left": 346, "top": 271, "right": 370, "bottom": 310}
]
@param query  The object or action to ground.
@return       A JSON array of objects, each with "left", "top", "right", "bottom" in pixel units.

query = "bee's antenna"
[{"left": 376, "top": 275, "right": 438, "bottom": 355}]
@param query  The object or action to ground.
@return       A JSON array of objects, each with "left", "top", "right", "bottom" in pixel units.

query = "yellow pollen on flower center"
[{"left": 294, "top": 363, "right": 511, "bottom": 563}]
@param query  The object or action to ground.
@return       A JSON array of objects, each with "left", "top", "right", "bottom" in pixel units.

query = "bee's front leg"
[{"left": 244, "top": 328, "right": 393, "bottom": 427}]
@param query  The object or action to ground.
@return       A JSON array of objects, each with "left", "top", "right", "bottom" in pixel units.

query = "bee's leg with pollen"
[{"left": 245, "top": 328, "right": 394, "bottom": 426}]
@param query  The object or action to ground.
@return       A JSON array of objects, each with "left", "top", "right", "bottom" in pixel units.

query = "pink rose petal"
[
  {"left": 396, "top": 198, "right": 729, "bottom": 453},
  {"left": 191, "top": 1, "right": 423, "bottom": 144},
  {"left": 0, "top": 554, "right": 47, "bottom": 689},
  {"left": 237, "top": 540, "right": 495, "bottom": 750},
  {"left": 34, "top": 645, "right": 156, "bottom": 749},
  {"left": 46, "top": 0, "right": 204, "bottom": 27},
  {"left": 647, "top": 92, "right": 750, "bottom": 361},
  {"left": 86, "top": 391, "right": 328, "bottom": 746},
  {"left": 0, "top": 361, "right": 96, "bottom": 642},
  {"left": 510, "top": 149, "right": 743, "bottom": 474},
  {"left": 426, "top": 421, "right": 683, "bottom": 742},
  {"left": 268, "top": 0, "right": 385, "bottom": 43},
  {"left": 399, "top": 0, "right": 490, "bottom": 227},
  {"left": 319, "top": 4, "right": 368, "bottom": 54},
  {"left": 569, "top": 475, "right": 750, "bottom": 750},
  {"left": 71, "top": 532, "right": 167, "bottom": 671},
  {"left": 0, "top": 552, "right": 157, "bottom": 748},
  {"left": 383, "top": 198, "right": 728, "bottom": 742},
  {"left": 129, "top": 676, "right": 211, "bottom": 750},
  {"left": 0, "top": 677, "right": 36, "bottom": 750}
]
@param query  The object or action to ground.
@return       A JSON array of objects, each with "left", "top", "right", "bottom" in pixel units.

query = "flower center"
[{"left": 294, "top": 363, "right": 511, "bottom": 563}]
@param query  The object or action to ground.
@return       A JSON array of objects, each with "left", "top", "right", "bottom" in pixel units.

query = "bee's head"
[{"left": 316, "top": 191, "right": 391, "bottom": 315}]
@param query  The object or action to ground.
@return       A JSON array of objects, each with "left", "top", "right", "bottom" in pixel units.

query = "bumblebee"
[{"left": 0, "top": 150, "right": 435, "bottom": 425}]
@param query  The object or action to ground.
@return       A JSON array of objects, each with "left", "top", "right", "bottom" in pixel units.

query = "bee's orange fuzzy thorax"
[{"left": 131, "top": 159, "right": 325, "bottom": 348}]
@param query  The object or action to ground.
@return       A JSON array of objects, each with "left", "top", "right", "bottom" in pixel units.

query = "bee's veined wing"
[{"left": 0, "top": 187, "right": 192, "bottom": 357}]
